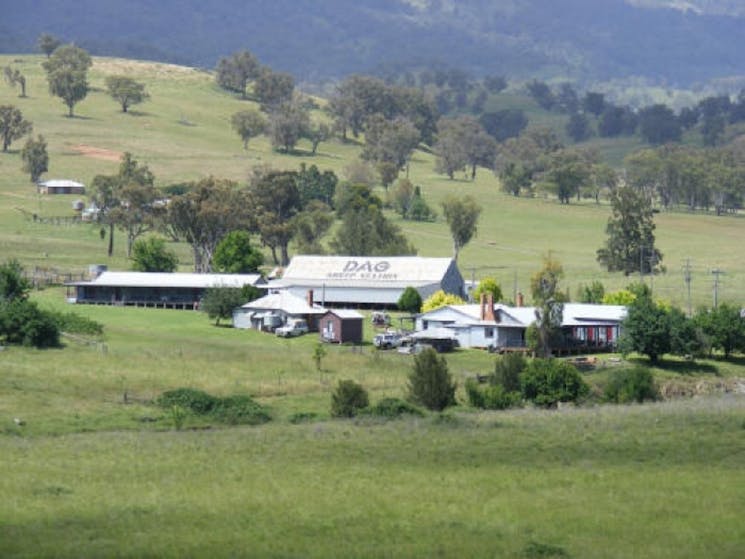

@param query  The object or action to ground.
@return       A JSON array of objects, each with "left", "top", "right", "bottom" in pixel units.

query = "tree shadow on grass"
[
  {"left": 644, "top": 358, "right": 720, "bottom": 376},
  {"left": 126, "top": 110, "right": 152, "bottom": 117}
]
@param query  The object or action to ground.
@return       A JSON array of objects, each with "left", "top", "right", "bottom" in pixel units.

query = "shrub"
[
  {"left": 520, "top": 358, "right": 590, "bottom": 408},
  {"left": 156, "top": 388, "right": 218, "bottom": 415},
  {"left": 289, "top": 412, "right": 319, "bottom": 424},
  {"left": 492, "top": 352, "right": 525, "bottom": 392},
  {"left": 331, "top": 380, "right": 369, "bottom": 418},
  {"left": 0, "top": 299, "right": 60, "bottom": 348},
  {"left": 212, "top": 395, "right": 271, "bottom": 425},
  {"left": 365, "top": 397, "right": 424, "bottom": 419},
  {"left": 397, "top": 286, "right": 422, "bottom": 314},
  {"left": 156, "top": 388, "right": 271, "bottom": 425},
  {"left": 465, "top": 379, "right": 521, "bottom": 410},
  {"left": 50, "top": 311, "right": 104, "bottom": 336},
  {"left": 407, "top": 347, "right": 456, "bottom": 411},
  {"left": 604, "top": 366, "right": 658, "bottom": 404}
]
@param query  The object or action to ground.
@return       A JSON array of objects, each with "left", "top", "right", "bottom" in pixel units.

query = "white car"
[{"left": 275, "top": 319, "right": 309, "bottom": 338}]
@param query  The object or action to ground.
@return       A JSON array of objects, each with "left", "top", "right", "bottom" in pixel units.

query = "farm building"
[
  {"left": 415, "top": 295, "right": 626, "bottom": 352},
  {"left": 66, "top": 271, "right": 265, "bottom": 309},
  {"left": 233, "top": 290, "right": 326, "bottom": 331},
  {"left": 37, "top": 179, "right": 86, "bottom": 195},
  {"left": 319, "top": 309, "right": 364, "bottom": 344},
  {"left": 270, "top": 255, "right": 465, "bottom": 308}
]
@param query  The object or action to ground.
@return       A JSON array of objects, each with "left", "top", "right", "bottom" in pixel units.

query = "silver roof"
[
  {"left": 280, "top": 255, "right": 457, "bottom": 284},
  {"left": 69, "top": 271, "right": 264, "bottom": 288}
]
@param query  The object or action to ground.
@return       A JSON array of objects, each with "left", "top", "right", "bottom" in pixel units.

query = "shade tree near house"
[
  {"left": 42, "top": 44, "right": 92, "bottom": 117},
  {"left": 167, "top": 177, "right": 250, "bottom": 272},
  {"left": 212, "top": 231, "right": 263, "bottom": 274},
  {"left": 131, "top": 237, "right": 179, "bottom": 272},
  {"left": 529, "top": 255, "right": 566, "bottom": 358}
]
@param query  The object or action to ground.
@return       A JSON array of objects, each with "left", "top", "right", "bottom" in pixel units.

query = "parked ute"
[
  {"left": 275, "top": 319, "right": 309, "bottom": 338},
  {"left": 373, "top": 331, "right": 402, "bottom": 349}
]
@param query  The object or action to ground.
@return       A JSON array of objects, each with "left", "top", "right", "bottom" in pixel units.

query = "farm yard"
[{"left": 1, "top": 54, "right": 745, "bottom": 558}]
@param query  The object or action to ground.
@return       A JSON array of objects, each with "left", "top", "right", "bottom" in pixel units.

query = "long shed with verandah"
[
  {"left": 269, "top": 255, "right": 465, "bottom": 309},
  {"left": 66, "top": 271, "right": 265, "bottom": 309},
  {"left": 37, "top": 179, "right": 86, "bottom": 195}
]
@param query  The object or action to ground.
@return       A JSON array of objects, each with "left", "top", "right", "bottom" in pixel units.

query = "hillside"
[
  {"left": 1, "top": 1, "right": 745, "bottom": 86},
  {"left": 1, "top": 55, "right": 744, "bottom": 309}
]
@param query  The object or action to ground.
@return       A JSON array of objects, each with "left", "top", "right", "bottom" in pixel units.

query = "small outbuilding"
[
  {"left": 37, "top": 179, "right": 86, "bottom": 195},
  {"left": 233, "top": 290, "right": 326, "bottom": 332},
  {"left": 319, "top": 309, "right": 364, "bottom": 344}
]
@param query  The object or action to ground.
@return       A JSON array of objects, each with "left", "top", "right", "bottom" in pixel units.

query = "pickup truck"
[
  {"left": 275, "top": 319, "right": 309, "bottom": 338},
  {"left": 373, "top": 331, "right": 402, "bottom": 349}
]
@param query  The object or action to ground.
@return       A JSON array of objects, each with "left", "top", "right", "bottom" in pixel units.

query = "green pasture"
[{"left": 0, "top": 288, "right": 743, "bottom": 557}]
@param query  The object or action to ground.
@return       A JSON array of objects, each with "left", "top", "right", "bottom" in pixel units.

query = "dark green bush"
[
  {"left": 289, "top": 412, "right": 319, "bottom": 424},
  {"left": 212, "top": 395, "right": 271, "bottom": 425},
  {"left": 156, "top": 388, "right": 218, "bottom": 415},
  {"left": 604, "top": 366, "right": 659, "bottom": 404},
  {"left": 0, "top": 299, "right": 60, "bottom": 348},
  {"left": 465, "top": 379, "right": 521, "bottom": 410},
  {"left": 157, "top": 388, "right": 271, "bottom": 425},
  {"left": 50, "top": 311, "right": 104, "bottom": 336},
  {"left": 331, "top": 379, "right": 369, "bottom": 418},
  {"left": 520, "top": 358, "right": 590, "bottom": 408},
  {"left": 364, "top": 397, "right": 424, "bottom": 418},
  {"left": 492, "top": 352, "right": 525, "bottom": 392},
  {"left": 407, "top": 347, "right": 456, "bottom": 411}
]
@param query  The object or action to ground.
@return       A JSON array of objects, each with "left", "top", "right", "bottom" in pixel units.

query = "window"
[{"left": 484, "top": 327, "right": 494, "bottom": 338}]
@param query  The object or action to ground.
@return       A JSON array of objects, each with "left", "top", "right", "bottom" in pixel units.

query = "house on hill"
[
  {"left": 269, "top": 255, "right": 465, "bottom": 309},
  {"left": 37, "top": 179, "right": 85, "bottom": 195},
  {"left": 66, "top": 271, "right": 265, "bottom": 309},
  {"left": 415, "top": 294, "right": 626, "bottom": 352}
]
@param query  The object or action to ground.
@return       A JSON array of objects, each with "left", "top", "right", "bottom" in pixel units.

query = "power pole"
[
  {"left": 682, "top": 259, "right": 692, "bottom": 317},
  {"left": 711, "top": 268, "right": 725, "bottom": 309}
]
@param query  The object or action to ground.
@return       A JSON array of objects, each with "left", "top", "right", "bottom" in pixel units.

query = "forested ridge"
[{"left": 1, "top": 0, "right": 744, "bottom": 85}]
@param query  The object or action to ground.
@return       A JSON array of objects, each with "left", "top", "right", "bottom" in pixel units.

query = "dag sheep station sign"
[{"left": 325, "top": 260, "right": 399, "bottom": 281}]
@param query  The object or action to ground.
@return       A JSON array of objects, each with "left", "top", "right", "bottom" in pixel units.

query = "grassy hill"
[{"left": 2, "top": 55, "right": 744, "bottom": 309}]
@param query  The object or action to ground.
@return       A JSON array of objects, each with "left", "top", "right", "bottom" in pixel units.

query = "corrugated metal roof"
[
  {"left": 69, "top": 271, "right": 264, "bottom": 288},
  {"left": 281, "top": 255, "right": 456, "bottom": 284},
  {"left": 324, "top": 309, "right": 364, "bottom": 319},
  {"left": 421, "top": 302, "right": 626, "bottom": 328},
  {"left": 241, "top": 291, "right": 326, "bottom": 314}
]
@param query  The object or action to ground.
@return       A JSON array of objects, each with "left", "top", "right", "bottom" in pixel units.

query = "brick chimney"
[
  {"left": 484, "top": 293, "right": 496, "bottom": 322},
  {"left": 479, "top": 293, "right": 486, "bottom": 320},
  {"left": 307, "top": 289, "right": 314, "bottom": 307},
  {"left": 517, "top": 292, "right": 524, "bottom": 307}
]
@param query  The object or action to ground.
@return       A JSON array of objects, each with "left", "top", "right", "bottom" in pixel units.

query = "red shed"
[{"left": 319, "top": 309, "right": 364, "bottom": 344}]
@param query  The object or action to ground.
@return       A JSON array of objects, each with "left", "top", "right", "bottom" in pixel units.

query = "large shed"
[
  {"left": 318, "top": 309, "right": 364, "bottom": 344},
  {"left": 66, "top": 271, "right": 265, "bottom": 309},
  {"left": 37, "top": 179, "right": 85, "bottom": 195},
  {"left": 270, "top": 255, "right": 465, "bottom": 308}
]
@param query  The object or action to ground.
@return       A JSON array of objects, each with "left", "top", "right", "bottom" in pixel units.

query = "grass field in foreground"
[
  {"left": 0, "top": 290, "right": 743, "bottom": 557},
  {"left": 1, "top": 398, "right": 744, "bottom": 558}
]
